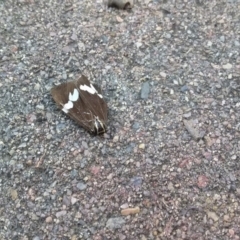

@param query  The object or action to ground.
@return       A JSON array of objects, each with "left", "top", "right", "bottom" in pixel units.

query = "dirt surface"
[{"left": 0, "top": 0, "right": 240, "bottom": 239}]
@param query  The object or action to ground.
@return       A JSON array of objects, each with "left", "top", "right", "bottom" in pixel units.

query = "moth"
[{"left": 51, "top": 75, "right": 107, "bottom": 135}]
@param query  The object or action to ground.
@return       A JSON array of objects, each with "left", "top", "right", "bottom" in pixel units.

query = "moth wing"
[
  {"left": 51, "top": 80, "right": 76, "bottom": 107},
  {"left": 76, "top": 76, "right": 108, "bottom": 123}
]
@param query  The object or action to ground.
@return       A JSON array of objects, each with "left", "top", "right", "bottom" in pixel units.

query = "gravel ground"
[{"left": 1, "top": 0, "right": 240, "bottom": 239}]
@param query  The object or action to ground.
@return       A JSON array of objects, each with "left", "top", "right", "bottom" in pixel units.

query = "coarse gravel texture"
[{"left": 0, "top": 0, "right": 240, "bottom": 239}]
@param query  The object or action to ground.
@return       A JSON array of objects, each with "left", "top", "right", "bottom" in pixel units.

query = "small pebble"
[
  {"left": 56, "top": 210, "right": 67, "bottom": 218},
  {"left": 140, "top": 82, "right": 150, "bottom": 99},
  {"left": 36, "top": 104, "right": 45, "bottom": 110},
  {"left": 76, "top": 182, "right": 87, "bottom": 191},
  {"left": 132, "top": 122, "right": 140, "bottom": 129},
  {"left": 120, "top": 203, "right": 129, "bottom": 209},
  {"left": 121, "top": 207, "right": 140, "bottom": 215},
  {"left": 222, "top": 63, "right": 232, "bottom": 69},
  {"left": 45, "top": 216, "right": 52, "bottom": 223},
  {"left": 181, "top": 85, "right": 188, "bottom": 92},
  {"left": 113, "top": 135, "right": 119, "bottom": 142},
  {"left": 71, "top": 197, "right": 78, "bottom": 205},
  {"left": 34, "top": 83, "right": 41, "bottom": 91},
  {"left": 10, "top": 189, "right": 18, "bottom": 200},
  {"left": 234, "top": 40, "right": 240, "bottom": 46},
  {"left": 139, "top": 143, "right": 145, "bottom": 149},
  {"left": 207, "top": 211, "right": 219, "bottom": 222},
  {"left": 183, "top": 112, "right": 191, "bottom": 118},
  {"left": 106, "top": 217, "right": 125, "bottom": 230},
  {"left": 160, "top": 72, "right": 167, "bottom": 78},
  {"left": 220, "top": 35, "right": 225, "bottom": 42}
]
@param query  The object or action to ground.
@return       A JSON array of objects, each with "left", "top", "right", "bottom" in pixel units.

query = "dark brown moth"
[{"left": 51, "top": 75, "right": 107, "bottom": 135}]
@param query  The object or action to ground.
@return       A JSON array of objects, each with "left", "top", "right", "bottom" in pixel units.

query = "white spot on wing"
[
  {"left": 69, "top": 89, "right": 79, "bottom": 101},
  {"left": 62, "top": 101, "right": 73, "bottom": 113},
  {"left": 97, "top": 93, "right": 103, "bottom": 98},
  {"left": 61, "top": 89, "right": 79, "bottom": 114},
  {"left": 80, "top": 84, "right": 103, "bottom": 98},
  {"left": 80, "top": 84, "right": 95, "bottom": 94},
  {"left": 62, "top": 108, "right": 69, "bottom": 113},
  {"left": 90, "top": 84, "right": 103, "bottom": 98},
  {"left": 90, "top": 84, "right": 97, "bottom": 92}
]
